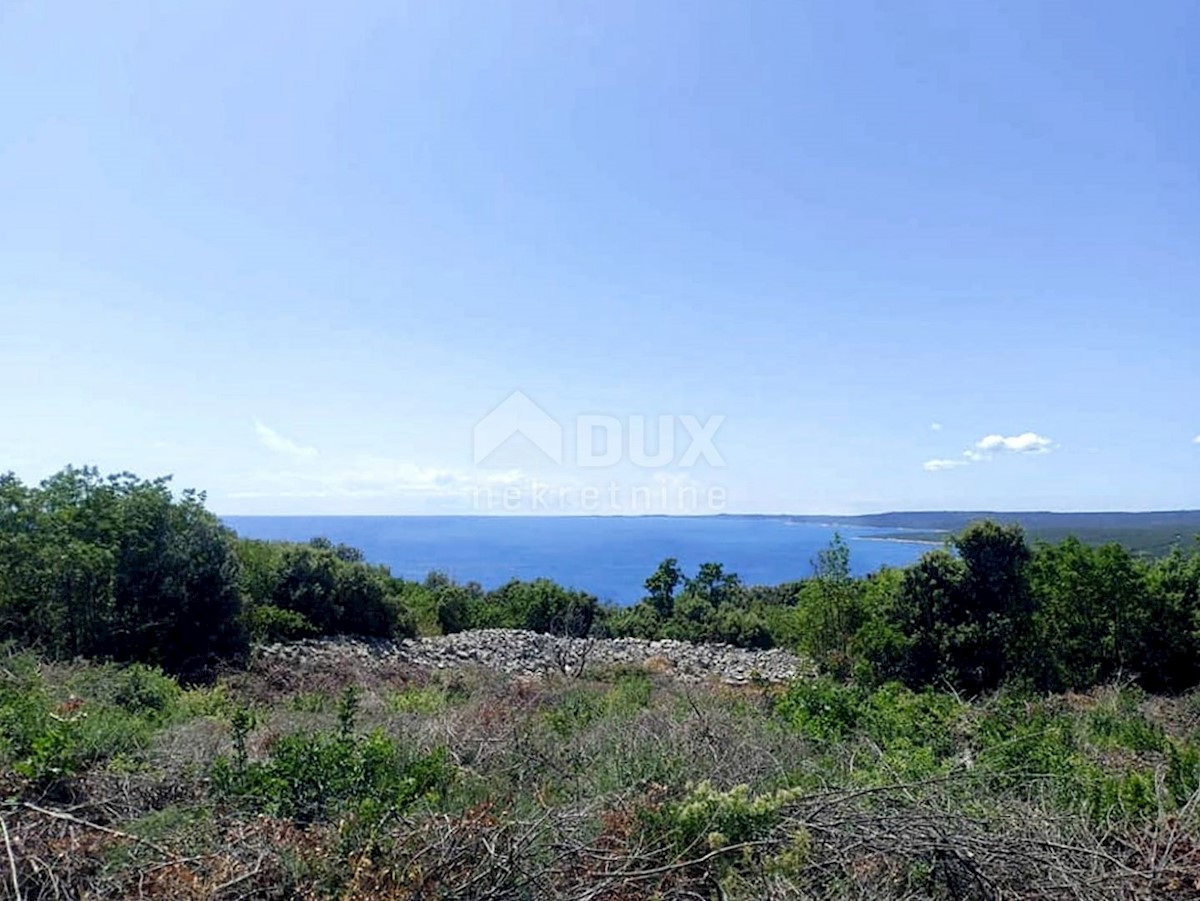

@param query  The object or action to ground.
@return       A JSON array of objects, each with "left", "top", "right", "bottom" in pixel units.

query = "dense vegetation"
[
  {"left": 3, "top": 468, "right": 1200, "bottom": 698},
  {"left": 594, "top": 524, "right": 1200, "bottom": 695},
  {"left": 0, "top": 468, "right": 246, "bottom": 675},
  {"left": 3, "top": 466, "right": 1200, "bottom": 898}
]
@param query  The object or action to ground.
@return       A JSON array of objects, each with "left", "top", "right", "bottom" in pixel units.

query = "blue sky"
[{"left": 1, "top": 1, "right": 1197, "bottom": 515}]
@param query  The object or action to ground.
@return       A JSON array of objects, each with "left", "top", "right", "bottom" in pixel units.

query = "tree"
[
  {"left": 334, "top": 563, "right": 400, "bottom": 636},
  {"left": 429, "top": 574, "right": 472, "bottom": 634},
  {"left": 603, "top": 601, "right": 662, "bottom": 640},
  {"left": 1028, "top": 539, "right": 1146, "bottom": 690},
  {"left": 272, "top": 545, "right": 342, "bottom": 633},
  {"left": 951, "top": 521, "right": 1034, "bottom": 691},
  {"left": 847, "top": 567, "right": 908, "bottom": 686},
  {"left": 892, "top": 549, "right": 969, "bottom": 690},
  {"left": 265, "top": 542, "right": 410, "bottom": 638},
  {"left": 893, "top": 522, "right": 1034, "bottom": 693},
  {"left": 1139, "top": 546, "right": 1200, "bottom": 690},
  {"left": 644, "top": 558, "right": 684, "bottom": 618},
  {"left": 521, "top": 579, "right": 597, "bottom": 637},
  {"left": 796, "top": 533, "right": 862, "bottom": 676},
  {"left": 684, "top": 562, "right": 742, "bottom": 608},
  {"left": 0, "top": 467, "right": 247, "bottom": 676}
]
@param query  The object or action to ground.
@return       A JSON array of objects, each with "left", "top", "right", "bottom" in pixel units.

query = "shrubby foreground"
[{"left": 2, "top": 648, "right": 1200, "bottom": 898}]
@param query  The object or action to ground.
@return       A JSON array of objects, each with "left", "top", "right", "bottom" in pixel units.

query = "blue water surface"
[{"left": 222, "top": 516, "right": 933, "bottom": 605}]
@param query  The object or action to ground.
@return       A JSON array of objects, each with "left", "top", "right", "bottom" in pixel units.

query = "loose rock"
[{"left": 257, "top": 629, "right": 813, "bottom": 684}]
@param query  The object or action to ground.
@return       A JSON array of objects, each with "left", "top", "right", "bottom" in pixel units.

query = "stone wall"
[{"left": 257, "top": 629, "right": 813, "bottom": 684}]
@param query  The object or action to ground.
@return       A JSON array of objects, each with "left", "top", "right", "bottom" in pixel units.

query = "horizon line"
[{"left": 215, "top": 508, "right": 1200, "bottom": 518}]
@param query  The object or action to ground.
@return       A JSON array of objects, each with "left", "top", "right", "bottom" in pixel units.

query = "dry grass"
[{"left": 3, "top": 657, "right": 1199, "bottom": 900}]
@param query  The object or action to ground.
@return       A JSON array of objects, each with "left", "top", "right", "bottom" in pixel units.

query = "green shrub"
[
  {"left": 711, "top": 604, "right": 772, "bottom": 649},
  {"left": 0, "top": 660, "right": 189, "bottom": 792},
  {"left": 179, "top": 682, "right": 235, "bottom": 719},
  {"left": 643, "top": 781, "right": 803, "bottom": 854},
  {"left": 543, "top": 687, "right": 606, "bottom": 738},
  {"left": 213, "top": 731, "right": 453, "bottom": 823},
  {"left": 0, "top": 468, "right": 248, "bottom": 676},
  {"left": 543, "top": 673, "right": 653, "bottom": 738},
  {"left": 1086, "top": 708, "right": 1164, "bottom": 754},
  {"left": 213, "top": 688, "right": 454, "bottom": 823},
  {"left": 240, "top": 539, "right": 417, "bottom": 641},
  {"left": 774, "top": 677, "right": 863, "bottom": 742},
  {"left": 290, "top": 691, "right": 332, "bottom": 714},
  {"left": 974, "top": 697, "right": 1081, "bottom": 779},
  {"left": 606, "top": 671, "right": 653, "bottom": 714},
  {"left": 67, "top": 663, "right": 182, "bottom": 716},
  {"left": 247, "top": 604, "right": 317, "bottom": 643},
  {"left": 603, "top": 603, "right": 663, "bottom": 640},
  {"left": 0, "top": 655, "right": 51, "bottom": 762},
  {"left": 1166, "top": 740, "right": 1200, "bottom": 808},
  {"left": 1085, "top": 769, "right": 1159, "bottom": 823},
  {"left": 861, "top": 683, "right": 966, "bottom": 762},
  {"left": 385, "top": 681, "right": 467, "bottom": 715},
  {"left": 471, "top": 578, "right": 598, "bottom": 636}
]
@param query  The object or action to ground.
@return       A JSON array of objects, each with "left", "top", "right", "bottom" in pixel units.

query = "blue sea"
[{"left": 222, "top": 516, "right": 933, "bottom": 605}]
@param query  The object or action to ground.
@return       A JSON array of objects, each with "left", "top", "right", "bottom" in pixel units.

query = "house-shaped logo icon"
[{"left": 473, "top": 391, "right": 563, "bottom": 465}]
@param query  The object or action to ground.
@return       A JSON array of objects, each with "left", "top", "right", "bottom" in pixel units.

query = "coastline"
[{"left": 857, "top": 535, "right": 945, "bottom": 547}]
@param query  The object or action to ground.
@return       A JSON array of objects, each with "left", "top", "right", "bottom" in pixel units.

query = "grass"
[{"left": 2, "top": 647, "right": 1200, "bottom": 899}]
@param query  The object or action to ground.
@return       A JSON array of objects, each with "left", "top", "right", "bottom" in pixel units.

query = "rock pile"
[{"left": 257, "top": 629, "right": 812, "bottom": 685}]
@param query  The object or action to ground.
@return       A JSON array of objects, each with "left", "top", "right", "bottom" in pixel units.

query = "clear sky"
[{"left": 1, "top": 1, "right": 1197, "bottom": 515}]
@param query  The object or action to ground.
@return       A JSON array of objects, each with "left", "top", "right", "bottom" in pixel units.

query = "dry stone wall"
[{"left": 257, "top": 629, "right": 812, "bottom": 684}]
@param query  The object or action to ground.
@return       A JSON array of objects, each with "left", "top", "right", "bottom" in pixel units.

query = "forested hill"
[{"left": 771, "top": 510, "right": 1200, "bottom": 555}]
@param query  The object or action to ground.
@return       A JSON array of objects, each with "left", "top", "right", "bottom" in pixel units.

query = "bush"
[
  {"left": 974, "top": 696, "right": 1081, "bottom": 779},
  {"left": 542, "top": 672, "right": 654, "bottom": 738},
  {"left": 0, "top": 657, "right": 190, "bottom": 793},
  {"left": 774, "top": 677, "right": 863, "bottom": 742},
  {"left": 860, "top": 682, "right": 965, "bottom": 761},
  {"left": 385, "top": 680, "right": 467, "bottom": 715},
  {"left": 1085, "top": 690, "right": 1164, "bottom": 754},
  {"left": 246, "top": 604, "right": 318, "bottom": 643},
  {"left": 212, "top": 687, "right": 455, "bottom": 823},
  {"left": 642, "top": 781, "right": 803, "bottom": 855},
  {"left": 1166, "top": 740, "right": 1200, "bottom": 808},
  {"left": 470, "top": 579, "right": 599, "bottom": 636},
  {"left": 214, "top": 730, "right": 453, "bottom": 823},
  {"left": 239, "top": 538, "right": 417, "bottom": 641}
]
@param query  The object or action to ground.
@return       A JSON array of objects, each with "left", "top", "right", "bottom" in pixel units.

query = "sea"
[{"left": 222, "top": 516, "right": 934, "bottom": 606}]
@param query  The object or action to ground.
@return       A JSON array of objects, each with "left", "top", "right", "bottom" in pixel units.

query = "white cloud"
[
  {"left": 930, "top": 422, "right": 943, "bottom": 432},
  {"left": 923, "top": 458, "right": 968, "bottom": 472},
  {"left": 229, "top": 457, "right": 721, "bottom": 515},
  {"left": 924, "top": 430, "right": 1054, "bottom": 472},
  {"left": 254, "top": 420, "right": 318, "bottom": 459},
  {"left": 976, "top": 432, "right": 1053, "bottom": 454},
  {"left": 1193, "top": 435, "right": 1200, "bottom": 445},
  {"left": 232, "top": 455, "right": 524, "bottom": 500}
]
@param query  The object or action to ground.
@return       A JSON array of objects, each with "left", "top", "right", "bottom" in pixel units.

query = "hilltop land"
[{"left": 2, "top": 468, "right": 1200, "bottom": 899}]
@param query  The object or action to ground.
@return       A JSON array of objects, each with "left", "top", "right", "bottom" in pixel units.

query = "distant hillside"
[{"left": 775, "top": 510, "right": 1200, "bottom": 556}]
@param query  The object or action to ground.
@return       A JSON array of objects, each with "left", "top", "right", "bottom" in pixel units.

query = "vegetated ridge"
[{"left": 771, "top": 509, "right": 1200, "bottom": 554}]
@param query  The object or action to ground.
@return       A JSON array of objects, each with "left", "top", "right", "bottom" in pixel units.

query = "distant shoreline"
[{"left": 857, "top": 535, "right": 944, "bottom": 547}]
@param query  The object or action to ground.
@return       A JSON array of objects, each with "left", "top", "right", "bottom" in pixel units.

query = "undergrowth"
[{"left": 3, "top": 651, "right": 1200, "bottom": 899}]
